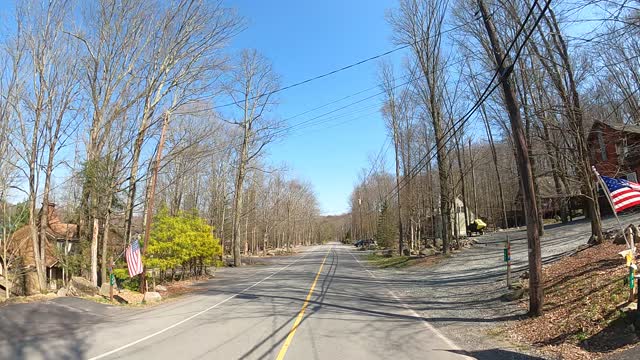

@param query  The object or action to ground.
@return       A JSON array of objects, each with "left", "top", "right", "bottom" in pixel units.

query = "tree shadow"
[
  {"left": 0, "top": 297, "right": 98, "bottom": 359},
  {"left": 446, "top": 348, "right": 547, "bottom": 359},
  {"left": 582, "top": 315, "right": 639, "bottom": 353}
]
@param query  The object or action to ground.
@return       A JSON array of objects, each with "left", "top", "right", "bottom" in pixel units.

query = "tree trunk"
[
  {"left": 392, "top": 124, "right": 405, "bottom": 255},
  {"left": 470, "top": 68, "right": 509, "bottom": 229},
  {"left": 455, "top": 133, "right": 469, "bottom": 230},
  {"left": 139, "top": 113, "right": 169, "bottom": 291},
  {"left": 231, "top": 124, "right": 249, "bottom": 266},
  {"left": 101, "top": 209, "right": 112, "bottom": 284},
  {"left": 91, "top": 218, "right": 99, "bottom": 287},
  {"left": 469, "top": 138, "right": 479, "bottom": 217},
  {"left": 478, "top": 0, "right": 544, "bottom": 316}
]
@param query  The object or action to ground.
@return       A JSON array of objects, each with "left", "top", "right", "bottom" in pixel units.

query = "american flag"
[
  {"left": 600, "top": 175, "right": 640, "bottom": 213},
  {"left": 125, "top": 239, "right": 144, "bottom": 277}
]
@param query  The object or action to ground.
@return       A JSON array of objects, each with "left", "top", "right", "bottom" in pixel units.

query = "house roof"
[
  {"left": 10, "top": 204, "right": 78, "bottom": 268},
  {"left": 592, "top": 120, "right": 640, "bottom": 135}
]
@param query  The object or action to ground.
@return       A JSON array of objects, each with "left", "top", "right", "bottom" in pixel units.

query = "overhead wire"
[
  {"left": 211, "top": 16, "right": 485, "bottom": 110},
  {"left": 381, "top": 0, "right": 551, "bottom": 204}
]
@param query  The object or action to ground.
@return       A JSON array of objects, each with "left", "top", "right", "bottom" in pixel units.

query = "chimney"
[{"left": 47, "top": 203, "right": 60, "bottom": 224}]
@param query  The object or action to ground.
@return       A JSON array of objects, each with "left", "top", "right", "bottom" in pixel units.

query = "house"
[
  {"left": 9, "top": 203, "right": 78, "bottom": 295},
  {"left": 434, "top": 196, "right": 475, "bottom": 239},
  {"left": 588, "top": 121, "right": 640, "bottom": 214},
  {"left": 508, "top": 176, "right": 583, "bottom": 227},
  {"left": 588, "top": 121, "right": 640, "bottom": 180}
]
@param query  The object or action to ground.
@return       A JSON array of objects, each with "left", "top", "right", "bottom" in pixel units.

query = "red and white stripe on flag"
[
  {"left": 125, "top": 239, "right": 144, "bottom": 277},
  {"left": 611, "top": 187, "right": 640, "bottom": 212},
  {"left": 601, "top": 174, "right": 640, "bottom": 213}
]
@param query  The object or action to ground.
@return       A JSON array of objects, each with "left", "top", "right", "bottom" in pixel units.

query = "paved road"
[{"left": 0, "top": 244, "right": 470, "bottom": 360}]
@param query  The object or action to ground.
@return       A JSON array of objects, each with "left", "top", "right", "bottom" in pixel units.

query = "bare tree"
[
  {"left": 477, "top": 0, "right": 544, "bottom": 316},
  {"left": 388, "top": 0, "right": 453, "bottom": 252},
  {"left": 224, "top": 49, "right": 280, "bottom": 266}
]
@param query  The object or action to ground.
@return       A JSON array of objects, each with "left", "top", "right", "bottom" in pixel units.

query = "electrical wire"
[
  {"left": 212, "top": 16, "right": 484, "bottom": 110},
  {"left": 381, "top": 0, "right": 551, "bottom": 203}
]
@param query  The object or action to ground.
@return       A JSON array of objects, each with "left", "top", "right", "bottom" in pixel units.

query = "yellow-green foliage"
[{"left": 144, "top": 208, "right": 222, "bottom": 271}]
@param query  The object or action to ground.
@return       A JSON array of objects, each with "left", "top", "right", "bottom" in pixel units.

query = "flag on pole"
[
  {"left": 125, "top": 239, "right": 144, "bottom": 277},
  {"left": 599, "top": 174, "right": 640, "bottom": 213}
]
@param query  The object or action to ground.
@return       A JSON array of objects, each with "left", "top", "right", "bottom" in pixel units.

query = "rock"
[
  {"left": 375, "top": 249, "right": 393, "bottom": 257},
  {"left": 509, "top": 282, "right": 524, "bottom": 290},
  {"left": 613, "top": 232, "right": 627, "bottom": 245},
  {"left": 501, "top": 287, "right": 527, "bottom": 301},
  {"left": 155, "top": 285, "right": 167, "bottom": 292},
  {"left": 118, "top": 289, "right": 144, "bottom": 304},
  {"left": 419, "top": 248, "right": 436, "bottom": 257},
  {"left": 143, "top": 291, "right": 162, "bottom": 303},
  {"left": 68, "top": 277, "right": 98, "bottom": 297},
  {"left": 113, "top": 294, "right": 128, "bottom": 304},
  {"left": 99, "top": 283, "right": 117, "bottom": 297},
  {"left": 56, "top": 288, "right": 68, "bottom": 297}
]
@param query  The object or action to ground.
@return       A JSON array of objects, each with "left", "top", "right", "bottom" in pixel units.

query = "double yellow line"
[{"left": 275, "top": 249, "right": 331, "bottom": 360}]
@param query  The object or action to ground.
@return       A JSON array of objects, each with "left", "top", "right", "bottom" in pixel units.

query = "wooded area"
[
  {"left": 0, "top": 0, "right": 638, "bottom": 319},
  {"left": 0, "top": 0, "right": 327, "bottom": 298},
  {"left": 349, "top": 0, "right": 639, "bottom": 316}
]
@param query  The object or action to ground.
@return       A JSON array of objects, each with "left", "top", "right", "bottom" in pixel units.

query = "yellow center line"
[{"left": 275, "top": 248, "right": 331, "bottom": 360}]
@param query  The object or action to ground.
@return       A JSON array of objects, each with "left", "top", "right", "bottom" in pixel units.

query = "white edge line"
[
  {"left": 88, "top": 250, "right": 314, "bottom": 360},
  {"left": 347, "top": 249, "right": 468, "bottom": 356}
]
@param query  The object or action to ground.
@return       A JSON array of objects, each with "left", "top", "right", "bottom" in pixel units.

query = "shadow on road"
[
  {"left": 0, "top": 297, "right": 103, "bottom": 359},
  {"left": 445, "top": 349, "right": 547, "bottom": 359}
]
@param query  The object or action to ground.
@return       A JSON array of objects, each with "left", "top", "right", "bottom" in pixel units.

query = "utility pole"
[
  {"left": 477, "top": 0, "right": 544, "bottom": 316},
  {"left": 358, "top": 197, "right": 364, "bottom": 239},
  {"left": 140, "top": 112, "right": 170, "bottom": 292}
]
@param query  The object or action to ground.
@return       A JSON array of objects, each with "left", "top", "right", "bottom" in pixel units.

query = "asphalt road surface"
[{"left": 0, "top": 244, "right": 471, "bottom": 360}]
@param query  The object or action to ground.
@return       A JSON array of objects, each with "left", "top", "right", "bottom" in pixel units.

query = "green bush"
[
  {"left": 144, "top": 207, "right": 222, "bottom": 276},
  {"left": 113, "top": 268, "right": 140, "bottom": 291}
]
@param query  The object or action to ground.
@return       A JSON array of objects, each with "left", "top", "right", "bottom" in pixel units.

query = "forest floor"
[
  {"left": 362, "top": 213, "right": 640, "bottom": 360},
  {"left": 505, "top": 241, "right": 637, "bottom": 359}
]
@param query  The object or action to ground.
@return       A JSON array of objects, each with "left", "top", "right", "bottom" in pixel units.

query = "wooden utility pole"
[
  {"left": 477, "top": 0, "right": 544, "bottom": 316},
  {"left": 140, "top": 112, "right": 170, "bottom": 292}
]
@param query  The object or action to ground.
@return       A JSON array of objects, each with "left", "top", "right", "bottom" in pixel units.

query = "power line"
[
  {"left": 275, "top": 56, "right": 475, "bottom": 138},
  {"left": 270, "top": 73, "right": 426, "bottom": 138},
  {"left": 212, "top": 17, "right": 483, "bottom": 110},
  {"left": 382, "top": 0, "right": 550, "bottom": 203}
]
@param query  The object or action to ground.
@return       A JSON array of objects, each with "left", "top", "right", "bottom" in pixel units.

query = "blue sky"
[{"left": 225, "top": 0, "right": 403, "bottom": 215}]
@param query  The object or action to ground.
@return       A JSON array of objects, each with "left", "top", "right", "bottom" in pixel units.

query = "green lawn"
[{"left": 365, "top": 253, "right": 412, "bottom": 268}]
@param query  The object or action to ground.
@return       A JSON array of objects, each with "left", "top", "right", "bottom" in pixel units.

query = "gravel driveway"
[{"left": 358, "top": 213, "right": 640, "bottom": 359}]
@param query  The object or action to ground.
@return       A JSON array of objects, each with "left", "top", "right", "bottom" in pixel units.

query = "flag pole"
[{"left": 592, "top": 166, "right": 632, "bottom": 249}]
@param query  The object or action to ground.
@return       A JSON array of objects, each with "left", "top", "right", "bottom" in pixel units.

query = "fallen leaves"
[{"left": 506, "top": 241, "right": 637, "bottom": 359}]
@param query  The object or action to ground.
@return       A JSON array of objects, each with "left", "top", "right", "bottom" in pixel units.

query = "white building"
[{"left": 434, "top": 196, "right": 474, "bottom": 239}]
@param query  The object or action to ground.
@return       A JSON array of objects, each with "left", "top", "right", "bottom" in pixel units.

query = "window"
[
  {"left": 598, "top": 131, "right": 607, "bottom": 161},
  {"left": 615, "top": 138, "right": 628, "bottom": 159}
]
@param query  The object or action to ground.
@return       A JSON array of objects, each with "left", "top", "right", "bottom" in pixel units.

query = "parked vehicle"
[
  {"left": 467, "top": 219, "right": 487, "bottom": 236},
  {"left": 354, "top": 239, "right": 376, "bottom": 248}
]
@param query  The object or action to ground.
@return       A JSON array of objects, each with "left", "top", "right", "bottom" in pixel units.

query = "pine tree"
[{"left": 375, "top": 201, "right": 396, "bottom": 249}]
